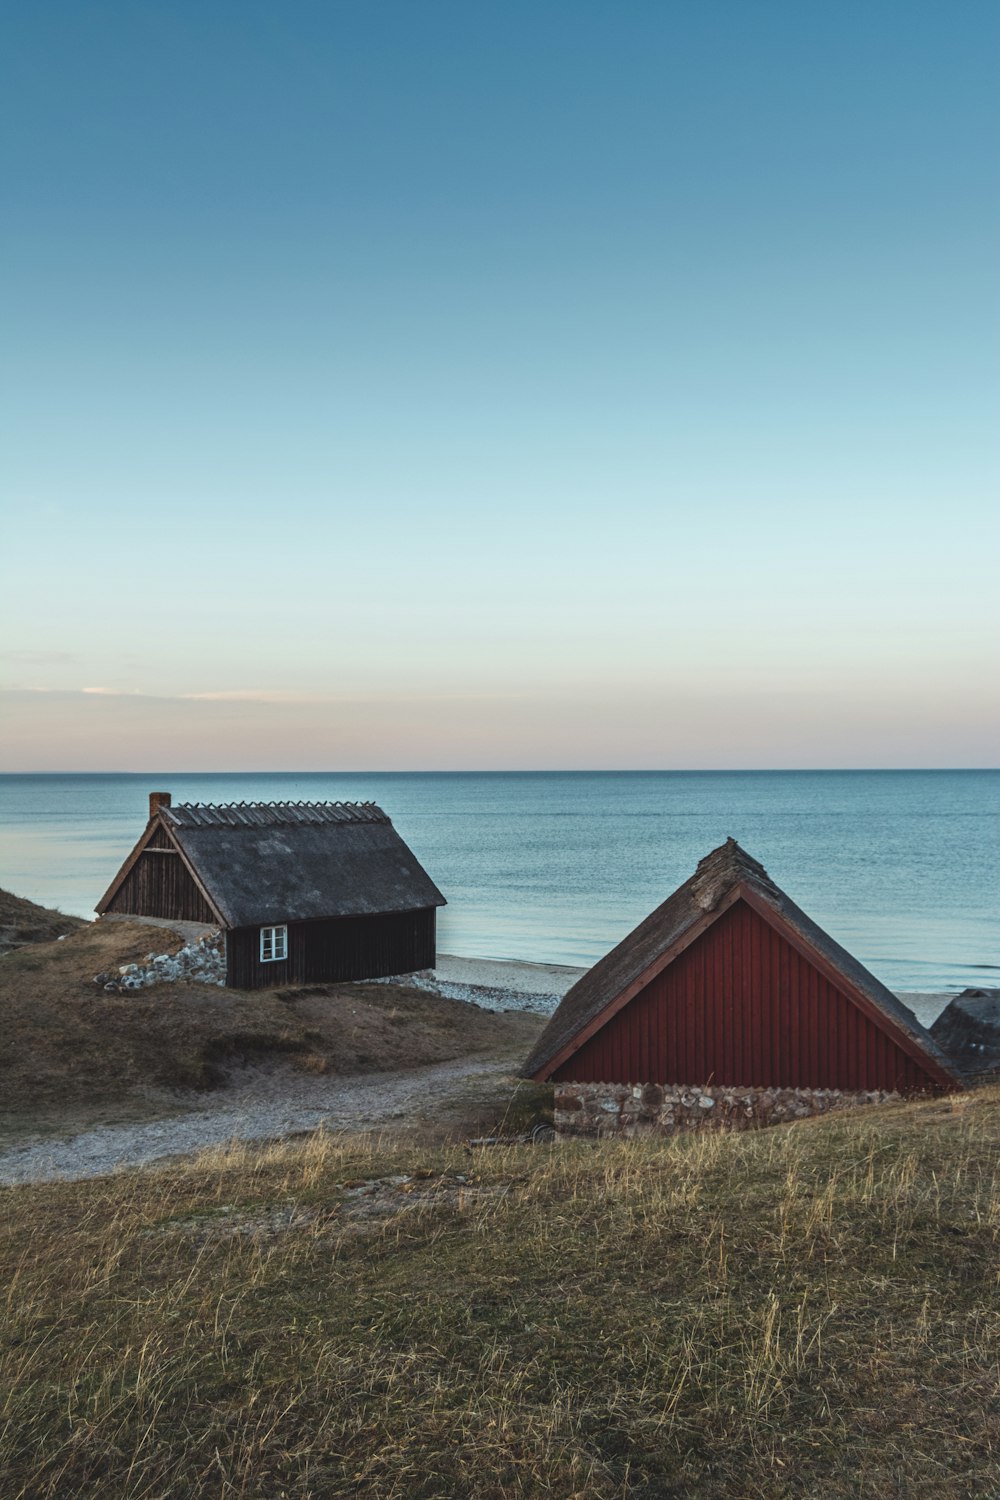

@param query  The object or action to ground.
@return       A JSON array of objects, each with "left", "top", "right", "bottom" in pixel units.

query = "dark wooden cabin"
[
  {"left": 524, "top": 839, "right": 961, "bottom": 1097},
  {"left": 97, "top": 793, "right": 446, "bottom": 989}
]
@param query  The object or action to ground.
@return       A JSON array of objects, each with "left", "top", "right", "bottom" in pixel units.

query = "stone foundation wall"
[{"left": 554, "top": 1081, "right": 901, "bottom": 1137}]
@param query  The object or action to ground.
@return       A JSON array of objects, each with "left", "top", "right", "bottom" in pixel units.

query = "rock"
[{"left": 930, "top": 989, "right": 1000, "bottom": 1077}]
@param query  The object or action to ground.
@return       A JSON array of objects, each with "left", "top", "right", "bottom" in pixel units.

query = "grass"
[
  {"left": 0, "top": 886, "right": 85, "bottom": 957},
  {"left": 0, "top": 919, "right": 542, "bottom": 1139},
  {"left": 1, "top": 1087, "right": 997, "bottom": 1498}
]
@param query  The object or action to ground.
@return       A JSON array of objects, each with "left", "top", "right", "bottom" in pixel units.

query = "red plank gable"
[{"left": 550, "top": 898, "right": 948, "bottom": 1094}]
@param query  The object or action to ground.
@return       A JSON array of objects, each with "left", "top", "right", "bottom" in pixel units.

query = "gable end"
[
  {"left": 96, "top": 818, "right": 224, "bottom": 925},
  {"left": 545, "top": 897, "right": 955, "bottom": 1094}
]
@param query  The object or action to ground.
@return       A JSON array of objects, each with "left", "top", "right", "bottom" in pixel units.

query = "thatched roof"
[
  {"left": 523, "top": 838, "right": 962, "bottom": 1086},
  {"left": 156, "top": 801, "right": 445, "bottom": 928}
]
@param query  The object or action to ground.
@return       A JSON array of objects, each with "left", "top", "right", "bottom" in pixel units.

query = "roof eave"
[
  {"left": 526, "top": 884, "right": 744, "bottom": 1080},
  {"left": 164, "top": 825, "right": 231, "bottom": 926},
  {"left": 735, "top": 883, "right": 963, "bottom": 1091},
  {"left": 94, "top": 817, "right": 158, "bottom": 914}
]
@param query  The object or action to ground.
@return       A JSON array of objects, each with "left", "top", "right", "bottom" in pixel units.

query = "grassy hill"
[
  {"left": 0, "top": 916, "right": 542, "bottom": 1139},
  {"left": 1, "top": 1085, "right": 997, "bottom": 1498},
  {"left": 0, "top": 886, "right": 85, "bottom": 956}
]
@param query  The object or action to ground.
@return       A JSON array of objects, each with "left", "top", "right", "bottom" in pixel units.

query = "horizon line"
[{"left": 2, "top": 768, "right": 997, "bottom": 778}]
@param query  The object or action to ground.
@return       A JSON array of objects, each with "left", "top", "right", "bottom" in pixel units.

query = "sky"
[{"left": 1, "top": 1, "right": 997, "bottom": 770}]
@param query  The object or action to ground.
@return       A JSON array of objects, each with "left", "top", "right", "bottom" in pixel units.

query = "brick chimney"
[{"left": 149, "top": 791, "right": 172, "bottom": 820}]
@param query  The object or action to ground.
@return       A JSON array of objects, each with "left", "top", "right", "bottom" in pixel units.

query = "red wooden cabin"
[{"left": 524, "top": 841, "right": 961, "bottom": 1122}]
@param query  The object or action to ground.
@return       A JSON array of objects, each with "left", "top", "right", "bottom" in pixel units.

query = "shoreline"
[
  {"left": 423, "top": 953, "right": 954, "bottom": 1028},
  {"left": 0, "top": 950, "right": 959, "bottom": 1187},
  {"left": 396, "top": 952, "right": 585, "bottom": 1016}
]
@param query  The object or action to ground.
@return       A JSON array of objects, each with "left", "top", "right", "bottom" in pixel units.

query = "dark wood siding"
[
  {"left": 226, "top": 907, "right": 437, "bottom": 990},
  {"left": 552, "top": 899, "right": 942, "bottom": 1093},
  {"left": 105, "top": 829, "right": 218, "bottom": 924}
]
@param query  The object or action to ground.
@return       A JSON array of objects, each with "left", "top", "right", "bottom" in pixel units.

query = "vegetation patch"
[
  {"left": 1, "top": 1087, "right": 997, "bottom": 1497},
  {"left": 0, "top": 919, "right": 542, "bottom": 1137},
  {"left": 0, "top": 887, "right": 85, "bottom": 957}
]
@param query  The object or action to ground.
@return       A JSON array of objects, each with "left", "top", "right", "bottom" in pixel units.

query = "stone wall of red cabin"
[
  {"left": 550, "top": 899, "right": 945, "bottom": 1094},
  {"left": 554, "top": 1081, "right": 903, "bottom": 1137}
]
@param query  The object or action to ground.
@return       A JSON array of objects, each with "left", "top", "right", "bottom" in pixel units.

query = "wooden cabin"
[
  {"left": 524, "top": 839, "right": 962, "bottom": 1135},
  {"left": 97, "top": 793, "right": 446, "bottom": 989}
]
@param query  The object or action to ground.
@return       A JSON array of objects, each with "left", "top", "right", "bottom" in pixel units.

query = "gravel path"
[
  {"left": 0, "top": 944, "right": 952, "bottom": 1189},
  {"left": 0, "top": 1057, "right": 513, "bottom": 1187}
]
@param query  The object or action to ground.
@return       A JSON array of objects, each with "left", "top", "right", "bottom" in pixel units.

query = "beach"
[{"left": 408, "top": 952, "right": 586, "bottom": 1013}]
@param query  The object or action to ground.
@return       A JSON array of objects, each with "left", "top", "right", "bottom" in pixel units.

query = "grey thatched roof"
[
  {"left": 523, "top": 838, "right": 961, "bottom": 1085},
  {"left": 162, "top": 801, "right": 445, "bottom": 928}
]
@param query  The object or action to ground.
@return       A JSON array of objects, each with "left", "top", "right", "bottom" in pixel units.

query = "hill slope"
[
  {"left": 0, "top": 886, "right": 85, "bottom": 955},
  {"left": 0, "top": 915, "right": 542, "bottom": 1137},
  {"left": 0, "top": 1086, "right": 996, "bottom": 1498}
]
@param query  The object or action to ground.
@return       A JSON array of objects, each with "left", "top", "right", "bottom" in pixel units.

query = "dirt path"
[{"left": 0, "top": 1057, "right": 517, "bottom": 1186}]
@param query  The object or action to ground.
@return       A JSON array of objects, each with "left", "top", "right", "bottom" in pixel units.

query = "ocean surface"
[{"left": 0, "top": 771, "right": 996, "bottom": 993}]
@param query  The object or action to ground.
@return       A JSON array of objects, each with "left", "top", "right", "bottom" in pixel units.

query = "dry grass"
[
  {"left": 0, "top": 921, "right": 542, "bottom": 1138},
  {"left": 1, "top": 1087, "right": 997, "bottom": 1498},
  {"left": 0, "top": 887, "right": 85, "bottom": 956}
]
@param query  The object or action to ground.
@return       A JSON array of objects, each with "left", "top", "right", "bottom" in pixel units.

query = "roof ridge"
[
  {"left": 689, "top": 838, "right": 778, "bottom": 912},
  {"left": 164, "top": 799, "right": 390, "bottom": 829}
]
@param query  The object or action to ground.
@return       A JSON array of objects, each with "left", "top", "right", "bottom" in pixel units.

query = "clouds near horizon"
[
  {"left": 1, "top": 1, "right": 997, "bottom": 769},
  {"left": 1, "top": 685, "right": 995, "bottom": 773}
]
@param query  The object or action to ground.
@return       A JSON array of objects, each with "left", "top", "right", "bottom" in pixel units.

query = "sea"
[{"left": 0, "top": 771, "right": 996, "bottom": 994}]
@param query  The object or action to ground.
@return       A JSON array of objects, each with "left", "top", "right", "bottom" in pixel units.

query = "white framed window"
[{"left": 260, "top": 924, "right": 288, "bottom": 963}]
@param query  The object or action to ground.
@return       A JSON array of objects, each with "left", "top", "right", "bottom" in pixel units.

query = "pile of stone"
[
  {"left": 95, "top": 931, "right": 226, "bottom": 993},
  {"left": 401, "top": 972, "right": 562, "bottom": 1015}
]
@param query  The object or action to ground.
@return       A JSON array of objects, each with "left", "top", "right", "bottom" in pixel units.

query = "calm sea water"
[{"left": 0, "top": 772, "right": 996, "bottom": 992}]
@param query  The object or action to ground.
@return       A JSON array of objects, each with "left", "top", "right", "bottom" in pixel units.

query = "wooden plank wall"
[
  {"left": 552, "top": 899, "right": 940, "bottom": 1093},
  {"left": 226, "top": 907, "right": 437, "bottom": 989},
  {"left": 104, "top": 827, "right": 218, "bottom": 925}
]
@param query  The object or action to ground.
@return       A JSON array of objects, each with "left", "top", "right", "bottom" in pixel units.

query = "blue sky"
[{"left": 2, "top": 1, "right": 997, "bottom": 768}]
